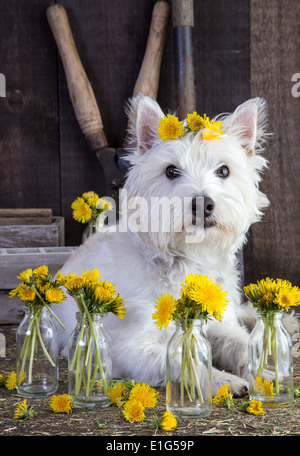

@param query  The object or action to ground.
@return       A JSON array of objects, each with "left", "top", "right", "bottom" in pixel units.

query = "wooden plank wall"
[
  {"left": 0, "top": 0, "right": 298, "bottom": 287},
  {"left": 250, "top": 0, "right": 300, "bottom": 287}
]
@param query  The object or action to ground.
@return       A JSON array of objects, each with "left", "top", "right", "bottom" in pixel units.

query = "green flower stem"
[
  {"left": 35, "top": 289, "right": 65, "bottom": 330},
  {"left": 173, "top": 320, "right": 205, "bottom": 407},
  {"left": 36, "top": 319, "right": 56, "bottom": 367},
  {"left": 28, "top": 324, "right": 36, "bottom": 384},
  {"left": 81, "top": 299, "right": 108, "bottom": 396},
  {"left": 271, "top": 325, "right": 279, "bottom": 394},
  {"left": 256, "top": 313, "right": 281, "bottom": 394},
  {"left": 19, "top": 309, "right": 56, "bottom": 386},
  {"left": 70, "top": 312, "right": 86, "bottom": 371},
  {"left": 70, "top": 296, "right": 109, "bottom": 399}
]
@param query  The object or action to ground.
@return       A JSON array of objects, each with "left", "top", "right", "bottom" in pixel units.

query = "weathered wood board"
[
  {"left": 0, "top": 216, "right": 65, "bottom": 248},
  {"left": 0, "top": 246, "right": 77, "bottom": 323},
  {"left": 0, "top": 208, "right": 53, "bottom": 225},
  {"left": 0, "top": 246, "right": 77, "bottom": 289}
]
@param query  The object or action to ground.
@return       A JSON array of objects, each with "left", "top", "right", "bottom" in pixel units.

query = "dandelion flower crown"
[{"left": 158, "top": 111, "right": 224, "bottom": 142}]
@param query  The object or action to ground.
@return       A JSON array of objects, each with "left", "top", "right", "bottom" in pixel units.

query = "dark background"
[{"left": 0, "top": 0, "right": 299, "bottom": 287}]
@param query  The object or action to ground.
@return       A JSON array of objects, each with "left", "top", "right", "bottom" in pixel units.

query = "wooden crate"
[
  {"left": 0, "top": 246, "right": 77, "bottom": 289},
  {"left": 0, "top": 246, "right": 77, "bottom": 323},
  {"left": 0, "top": 217, "right": 65, "bottom": 248},
  {"left": 0, "top": 208, "right": 53, "bottom": 225}
]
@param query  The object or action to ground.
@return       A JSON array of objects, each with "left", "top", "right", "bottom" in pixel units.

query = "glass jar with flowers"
[
  {"left": 9, "top": 266, "right": 66, "bottom": 397},
  {"left": 61, "top": 268, "right": 125, "bottom": 408},
  {"left": 71, "top": 191, "right": 113, "bottom": 242},
  {"left": 244, "top": 277, "right": 300, "bottom": 407},
  {"left": 153, "top": 273, "right": 228, "bottom": 419}
]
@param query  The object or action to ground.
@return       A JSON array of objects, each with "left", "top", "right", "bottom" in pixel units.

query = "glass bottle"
[
  {"left": 248, "top": 311, "right": 294, "bottom": 407},
  {"left": 82, "top": 219, "right": 97, "bottom": 243},
  {"left": 166, "top": 319, "right": 212, "bottom": 418},
  {"left": 68, "top": 312, "right": 112, "bottom": 407},
  {"left": 16, "top": 307, "right": 59, "bottom": 397}
]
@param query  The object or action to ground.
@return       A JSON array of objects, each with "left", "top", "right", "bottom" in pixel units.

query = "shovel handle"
[
  {"left": 47, "top": 4, "right": 108, "bottom": 151},
  {"left": 133, "top": 1, "right": 170, "bottom": 99}
]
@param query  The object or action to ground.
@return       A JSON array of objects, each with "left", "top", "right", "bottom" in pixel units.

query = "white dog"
[{"left": 55, "top": 94, "right": 288, "bottom": 396}]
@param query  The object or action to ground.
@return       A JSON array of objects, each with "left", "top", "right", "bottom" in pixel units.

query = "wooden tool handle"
[
  {"left": 133, "top": 1, "right": 170, "bottom": 99},
  {"left": 47, "top": 4, "right": 108, "bottom": 151},
  {"left": 171, "top": 0, "right": 194, "bottom": 27},
  {"left": 171, "top": 0, "right": 196, "bottom": 118}
]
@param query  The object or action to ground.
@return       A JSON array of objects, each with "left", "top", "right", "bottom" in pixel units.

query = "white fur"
[{"left": 55, "top": 95, "right": 279, "bottom": 395}]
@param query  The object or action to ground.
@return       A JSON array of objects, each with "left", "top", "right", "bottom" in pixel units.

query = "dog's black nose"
[
  {"left": 204, "top": 196, "right": 214, "bottom": 218},
  {"left": 192, "top": 196, "right": 214, "bottom": 219}
]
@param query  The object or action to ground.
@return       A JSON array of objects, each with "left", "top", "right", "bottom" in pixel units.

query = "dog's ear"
[
  {"left": 127, "top": 94, "right": 164, "bottom": 154},
  {"left": 224, "top": 98, "right": 268, "bottom": 155}
]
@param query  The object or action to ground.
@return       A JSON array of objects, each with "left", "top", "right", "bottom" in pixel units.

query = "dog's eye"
[
  {"left": 166, "top": 165, "right": 181, "bottom": 179},
  {"left": 216, "top": 165, "right": 229, "bottom": 178}
]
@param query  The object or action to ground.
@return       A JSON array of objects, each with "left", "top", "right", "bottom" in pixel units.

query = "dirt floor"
[{"left": 1, "top": 324, "right": 300, "bottom": 439}]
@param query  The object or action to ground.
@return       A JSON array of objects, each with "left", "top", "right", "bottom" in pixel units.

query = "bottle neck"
[
  {"left": 175, "top": 318, "right": 204, "bottom": 330},
  {"left": 76, "top": 311, "right": 103, "bottom": 324},
  {"left": 256, "top": 310, "right": 284, "bottom": 325},
  {"left": 24, "top": 306, "right": 48, "bottom": 317}
]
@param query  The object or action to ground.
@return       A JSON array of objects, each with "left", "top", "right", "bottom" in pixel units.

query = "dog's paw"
[
  {"left": 212, "top": 367, "right": 248, "bottom": 397},
  {"left": 283, "top": 312, "right": 300, "bottom": 335}
]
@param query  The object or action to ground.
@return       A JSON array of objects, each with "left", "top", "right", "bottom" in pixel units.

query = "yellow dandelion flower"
[
  {"left": 182, "top": 273, "right": 228, "bottom": 321},
  {"left": 13, "top": 399, "right": 36, "bottom": 420},
  {"left": 274, "top": 287, "right": 300, "bottom": 310},
  {"left": 255, "top": 376, "right": 262, "bottom": 392},
  {"left": 160, "top": 410, "right": 177, "bottom": 431},
  {"left": 82, "top": 191, "right": 97, "bottom": 199},
  {"left": 50, "top": 394, "right": 73, "bottom": 414},
  {"left": 94, "top": 284, "right": 114, "bottom": 303},
  {"left": 55, "top": 271, "right": 69, "bottom": 287},
  {"left": 261, "top": 379, "right": 275, "bottom": 396},
  {"left": 17, "top": 268, "right": 33, "bottom": 284},
  {"left": 81, "top": 268, "right": 101, "bottom": 283},
  {"left": 64, "top": 277, "right": 85, "bottom": 292},
  {"left": 244, "top": 277, "right": 300, "bottom": 312},
  {"left": 186, "top": 112, "right": 210, "bottom": 131},
  {"left": 202, "top": 122, "right": 224, "bottom": 140},
  {"left": 129, "top": 383, "right": 160, "bottom": 408},
  {"left": 83, "top": 191, "right": 99, "bottom": 208},
  {"left": 246, "top": 399, "right": 265, "bottom": 415},
  {"left": 108, "top": 382, "right": 127, "bottom": 406},
  {"left": 33, "top": 265, "right": 49, "bottom": 280},
  {"left": 152, "top": 293, "right": 177, "bottom": 330},
  {"left": 18, "top": 288, "right": 36, "bottom": 302},
  {"left": 0, "top": 374, "right": 5, "bottom": 386},
  {"left": 5, "top": 371, "right": 17, "bottom": 390},
  {"left": 110, "top": 296, "right": 126, "bottom": 319},
  {"left": 71, "top": 197, "right": 92, "bottom": 223},
  {"left": 96, "top": 198, "right": 113, "bottom": 211},
  {"left": 9, "top": 283, "right": 26, "bottom": 298},
  {"left": 122, "top": 399, "right": 146, "bottom": 422},
  {"left": 45, "top": 287, "right": 65, "bottom": 304},
  {"left": 213, "top": 383, "right": 234, "bottom": 408},
  {"left": 158, "top": 114, "right": 185, "bottom": 141}
]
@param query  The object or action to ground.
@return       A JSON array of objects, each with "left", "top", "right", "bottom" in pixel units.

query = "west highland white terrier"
[{"left": 55, "top": 94, "right": 296, "bottom": 396}]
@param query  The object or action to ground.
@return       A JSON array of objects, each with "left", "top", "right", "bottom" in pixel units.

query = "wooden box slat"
[
  {"left": 0, "top": 246, "right": 77, "bottom": 289},
  {"left": 0, "top": 217, "right": 65, "bottom": 248},
  {"left": 0, "top": 208, "right": 53, "bottom": 226}
]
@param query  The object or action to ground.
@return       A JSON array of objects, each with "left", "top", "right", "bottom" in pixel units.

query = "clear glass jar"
[
  {"left": 166, "top": 319, "right": 212, "bottom": 418},
  {"left": 68, "top": 312, "right": 112, "bottom": 407},
  {"left": 248, "top": 311, "right": 294, "bottom": 407},
  {"left": 16, "top": 307, "right": 59, "bottom": 397},
  {"left": 82, "top": 220, "right": 97, "bottom": 243}
]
